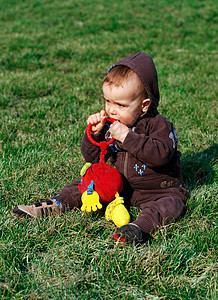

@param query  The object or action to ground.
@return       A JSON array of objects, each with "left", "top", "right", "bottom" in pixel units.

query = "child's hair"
[{"left": 103, "top": 65, "right": 148, "bottom": 99}]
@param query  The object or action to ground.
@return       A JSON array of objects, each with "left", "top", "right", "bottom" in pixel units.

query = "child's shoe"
[
  {"left": 113, "top": 223, "right": 148, "bottom": 245},
  {"left": 105, "top": 193, "right": 130, "bottom": 227},
  {"left": 13, "top": 199, "right": 62, "bottom": 218}
]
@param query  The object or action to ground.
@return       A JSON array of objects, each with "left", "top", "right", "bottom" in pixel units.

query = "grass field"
[{"left": 0, "top": 0, "right": 217, "bottom": 299}]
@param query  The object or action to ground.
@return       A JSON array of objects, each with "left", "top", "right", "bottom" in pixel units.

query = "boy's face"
[{"left": 103, "top": 74, "right": 147, "bottom": 127}]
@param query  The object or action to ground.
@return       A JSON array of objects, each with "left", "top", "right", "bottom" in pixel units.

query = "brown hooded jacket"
[{"left": 81, "top": 52, "right": 183, "bottom": 197}]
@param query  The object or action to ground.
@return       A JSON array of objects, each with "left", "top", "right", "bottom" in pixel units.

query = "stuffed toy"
[{"left": 78, "top": 118, "right": 130, "bottom": 227}]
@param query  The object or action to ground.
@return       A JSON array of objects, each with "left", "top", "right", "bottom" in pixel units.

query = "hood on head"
[{"left": 113, "top": 52, "right": 159, "bottom": 114}]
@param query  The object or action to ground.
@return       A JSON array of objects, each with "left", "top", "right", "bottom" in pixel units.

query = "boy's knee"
[
  {"left": 148, "top": 195, "right": 186, "bottom": 218},
  {"left": 133, "top": 195, "right": 186, "bottom": 234}
]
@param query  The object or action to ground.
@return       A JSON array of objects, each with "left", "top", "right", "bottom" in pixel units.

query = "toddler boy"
[{"left": 13, "top": 52, "right": 189, "bottom": 244}]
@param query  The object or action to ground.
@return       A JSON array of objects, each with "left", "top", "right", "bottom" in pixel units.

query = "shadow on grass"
[{"left": 181, "top": 143, "right": 217, "bottom": 190}]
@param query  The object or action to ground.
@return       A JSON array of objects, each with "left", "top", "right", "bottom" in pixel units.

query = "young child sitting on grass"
[{"left": 13, "top": 52, "right": 189, "bottom": 244}]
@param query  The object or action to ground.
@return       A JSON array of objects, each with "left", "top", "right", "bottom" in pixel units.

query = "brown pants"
[
  {"left": 128, "top": 187, "right": 188, "bottom": 233},
  {"left": 52, "top": 177, "right": 189, "bottom": 234}
]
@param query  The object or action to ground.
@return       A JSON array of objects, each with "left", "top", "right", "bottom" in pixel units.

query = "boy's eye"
[{"left": 104, "top": 98, "right": 125, "bottom": 108}]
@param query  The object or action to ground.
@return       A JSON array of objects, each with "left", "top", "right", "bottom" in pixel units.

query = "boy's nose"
[{"left": 109, "top": 105, "right": 117, "bottom": 116}]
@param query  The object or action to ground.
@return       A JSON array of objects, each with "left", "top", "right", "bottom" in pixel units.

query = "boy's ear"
[{"left": 141, "top": 98, "right": 151, "bottom": 112}]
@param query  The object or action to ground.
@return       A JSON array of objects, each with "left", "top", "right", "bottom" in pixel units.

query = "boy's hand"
[
  {"left": 109, "top": 121, "right": 129, "bottom": 143},
  {"left": 87, "top": 110, "right": 106, "bottom": 134}
]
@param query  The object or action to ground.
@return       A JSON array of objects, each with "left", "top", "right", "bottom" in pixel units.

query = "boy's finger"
[
  {"left": 87, "top": 112, "right": 101, "bottom": 124},
  {"left": 109, "top": 121, "right": 118, "bottom": 129},
  {"left": 100, "top": 117, "right": 106, "bottom": 126},
  {"left": 95, "top": 113, "right": 102, "bottom": 124},
  {"left": 100, "top": 111, "right": 106, "bottom": 125},
  {"left": 87, "top": 115, "right": 94, "bottom": 124},
  {"left": 100, "top": 110, "right": 106, "bottom": 118},
  {"left": 88, "top": 114, "right": 98, "bottom": 125}
]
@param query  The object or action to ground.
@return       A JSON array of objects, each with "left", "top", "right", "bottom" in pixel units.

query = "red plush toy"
[{"left": 78, "top": 118, "right": 130, "bottom": 227}]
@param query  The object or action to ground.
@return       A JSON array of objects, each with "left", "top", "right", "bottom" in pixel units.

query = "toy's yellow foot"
[
  {"left": 105, "top": 194, "right": 130, "bottom": 227},
  {"left": 81, "top": 191, "right": 102, "bottom": 213}
]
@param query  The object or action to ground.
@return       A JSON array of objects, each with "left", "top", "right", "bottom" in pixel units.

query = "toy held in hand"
[{"left": 78, "top": 118, "right": 130, "bottom": 227}]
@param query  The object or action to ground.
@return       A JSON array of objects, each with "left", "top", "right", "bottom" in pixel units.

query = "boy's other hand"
[
  {"left": 109, "top": 121, "right": 129, "bottom": 143},
  {"left": 87, "top": 110, "right": 106, "bottom": 134}
]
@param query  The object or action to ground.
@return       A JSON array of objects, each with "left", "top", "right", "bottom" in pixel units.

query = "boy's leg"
[
  {"left": 132, "top": 189, "right": 187, "bottom": 234},
  {"left": 13, "top": 178, "right": 82, "bottom": 218},
  {"left": 52, "top": 178, "right": 82, "bottom": 210},
  {"left": 113, "top": 187, "right": 189, "bottom": 243}
]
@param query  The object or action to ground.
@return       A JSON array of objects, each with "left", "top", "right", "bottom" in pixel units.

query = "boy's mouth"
[{"left": 108, "top": 116, "right": 119, "bottom": 122}]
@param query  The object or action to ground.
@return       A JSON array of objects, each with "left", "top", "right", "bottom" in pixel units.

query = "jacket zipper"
[{"left": 123, "top": 152, "right": 128, "bottom": 178}]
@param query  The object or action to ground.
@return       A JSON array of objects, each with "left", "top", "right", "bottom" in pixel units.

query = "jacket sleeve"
[
  {"left": 81, "top": 130, "right": 101, "bottom": 163},
  {"left": 122, "top": 117, "right": 178, "bottom": 167}
]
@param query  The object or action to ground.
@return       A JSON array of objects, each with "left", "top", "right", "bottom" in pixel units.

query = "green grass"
[{"left": 0, "top": 0, "right": 217, "bottom": 299}]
